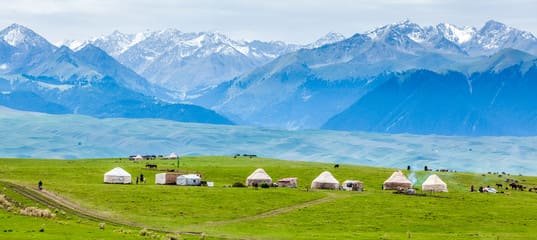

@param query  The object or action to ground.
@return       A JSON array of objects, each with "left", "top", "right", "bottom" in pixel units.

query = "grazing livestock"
[
  {"left": 496, "top": 183, "right": 503, "bottom": 189},
  {"left": 145, "top": 164, "right": 157, "bottom": 169},
  {"left": 334, "top": 164, "right": 340, "bottom": 168},
  {"left": 509, "top": 182, "right": 526, "bottom": 191}
]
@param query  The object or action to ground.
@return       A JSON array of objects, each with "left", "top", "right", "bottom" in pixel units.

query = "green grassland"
[{"left": 1, "top": 156, "right": 537, "bottom": 239}]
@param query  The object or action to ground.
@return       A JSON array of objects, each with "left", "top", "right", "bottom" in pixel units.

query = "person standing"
[{"left": 38, "top": 180, "right": 43, "bottom": 190}]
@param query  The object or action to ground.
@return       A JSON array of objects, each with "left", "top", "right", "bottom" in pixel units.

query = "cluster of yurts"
[
  {"left": 247, "top": 169, "right": 448, "bottom": 192},
  {"left": 103, "top": 167, "right": 448, "bottom": 192},
  {"left": 103, "top": 167, "right": 203, "bottom": 186}
]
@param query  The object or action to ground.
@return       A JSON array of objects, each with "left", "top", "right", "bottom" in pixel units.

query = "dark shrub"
[
  {"left": 232, "top": 182, "right": 246, "bottom": 188},
  {"left": 260, "top": 183, "right": 270, "bottom": 188}
]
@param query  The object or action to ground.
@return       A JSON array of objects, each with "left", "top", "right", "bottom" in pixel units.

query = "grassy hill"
[{"left": 1, "top": 156, "right": 537, "bottom": 239}]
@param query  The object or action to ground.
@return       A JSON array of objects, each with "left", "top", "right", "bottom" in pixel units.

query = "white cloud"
[{"left": 0, "top": 0, "right": 535, "bottom": 44}]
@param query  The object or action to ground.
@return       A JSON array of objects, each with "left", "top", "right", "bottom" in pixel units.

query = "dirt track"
[
  {"left": 185, "top": 192, "right": 347, "bottom": 229},
  {"left": 1, "top": 181, "right": 345, "bottom": 239},
  {"left": 0, "top": 181, "right": 198, "bottom": 235}
]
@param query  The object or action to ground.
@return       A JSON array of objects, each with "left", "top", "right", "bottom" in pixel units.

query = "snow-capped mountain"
[
  {"left": 118, "top": 30, "right": 290, "bottom": 95},
  {"left": 436, "top": 23, "right": 476, "bottom": 45},
  {"left": 363, "top": 20, "right": 467, "bottom": 55},
  {"left": 60, "top": 30, "right": 151, "bottom": 56},
  {"left": 305, "top": 32, "right": 346, "bottom": 49},
  {"left": 192, "top": 20, "right": 537, "bottom": 131},
  {"left": 361, "top": 20, "right": 537, "bottom": 56},
  {"left": 0, "top": 23, "right": 56, "bottom": 74},
  {"left": 60, "top": 30, "right": 345, "bottom": 97},
  {"left": 465, "top": 20, "right": 537, "bottom": 55},
  {"left": 0, "top": 23, "right": 54, "bottom": 50},
  {"left": 0, "top": 24, "right": 232, "bottom": 125}
]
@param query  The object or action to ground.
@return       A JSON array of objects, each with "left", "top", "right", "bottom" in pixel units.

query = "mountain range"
[
  {"left": 2, "top": 20, "right": 537, "bottom": 135},
  {"left": 0, "top": 23, "right": 231, "bottom": 125},
  {"left": 188, "top": 20, "right": 537, "bottom": 132},
  {"left": 61, "top": 30, "right": 345, "bottom": 98}
]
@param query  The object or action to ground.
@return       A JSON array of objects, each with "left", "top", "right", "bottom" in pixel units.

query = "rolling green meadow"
[{"left": 1, "top": 156, "right": 537, "bottom": 239}]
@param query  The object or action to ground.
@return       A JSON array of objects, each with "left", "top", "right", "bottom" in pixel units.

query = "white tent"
[
  {"left": 383, "top": 171, "right": 412, "bottom": 190},
  {"left": 155, "top": 172, "right": 181, "bottom": 185},
  {"left": 176, "top": 174, "right": 201, "bottom": 186},
  {"left": 246, "top": 168, "right": 272, "bottom": 186},
  {"left": 311, "top": 171, "right": 339, "bottom": 190},
  {"left": 277, "top": 177, "right": 298, "bottom": 188},
  {"left": 104, "top": 167, "right": 132, "bottom": 184},
  {"left": 165, "top": 152, "right": 178, "bottom": 159},
  {"left": 342, "top": 180, "right": 363, "bottom": 191},
  {"left": 421, "top": 174, "right": 448, "bottom": 192},
  {"left": 133, "top": 155, "right": 143, "bottom": 161}
]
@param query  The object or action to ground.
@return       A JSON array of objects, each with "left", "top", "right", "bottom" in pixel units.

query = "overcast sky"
[{"left": 1, "top": 0, "right": 536, "bottom": 44}]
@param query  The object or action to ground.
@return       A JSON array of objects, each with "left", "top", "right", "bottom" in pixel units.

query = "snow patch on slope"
[
  {"left": 36, "top": 82, "right": 74, "bottom": 91},
  {"left": 439, "top": 23, "right": 476, "bottom": 44}
]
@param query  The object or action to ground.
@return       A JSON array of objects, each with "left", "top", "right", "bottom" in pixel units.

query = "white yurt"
[
  {"left": 165, "top": 152, "right": 178, "bottom": 159},
  {"left": 176, "top": 174, "right": 202, "bottom": 186},
  {"left": 311, "top": 171, "right": 339, "bottom": 190},
  {"left": 246, "top": 168, "right": 272, "bottom": 186},
  {"left": 421, "top": 174, "right": 448, "bottom": 192},
  {"left": 383, "top": 171, "right": 412, "bottom": 190},
  {"left": 104, "top": 167, "right": 132, "bottom": 184},
  {"left": 133, "top": 155, "right": 143, "bottom": 161},
  {"left": 155, "top": 172, "right": 182, "bottom": 185}
]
